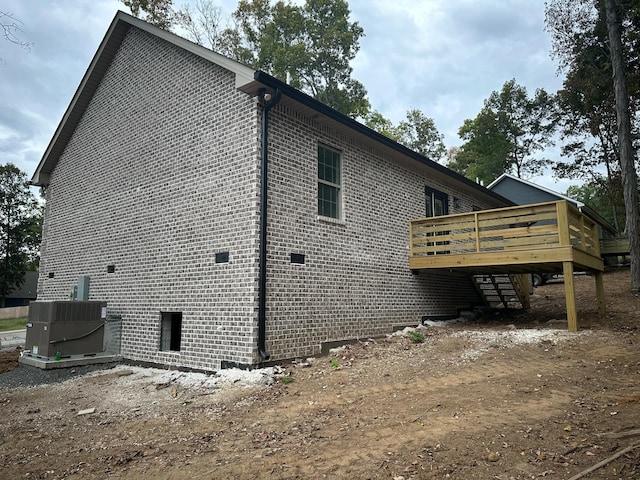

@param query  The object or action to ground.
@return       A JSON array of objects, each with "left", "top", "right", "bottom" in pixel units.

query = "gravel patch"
[{"left": 0, "top": 361, "right": 118, "bottom": 389}]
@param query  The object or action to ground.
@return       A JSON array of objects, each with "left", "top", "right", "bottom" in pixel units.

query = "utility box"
[{"left": 25, "top": 301, "right": 107, "bottom": 357}]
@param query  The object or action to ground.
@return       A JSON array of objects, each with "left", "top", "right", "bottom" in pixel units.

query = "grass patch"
[
  {"left": 407, "top": 330, "right": 425, "bottom": 343},
  {"left": 0, "top": 317, "right": 27, "bottom": 332},
  {"left": 280, "top": 376, "right": 294, "bottom": 385}
]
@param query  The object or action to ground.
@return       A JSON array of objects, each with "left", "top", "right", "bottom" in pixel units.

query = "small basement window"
[{"left": 160, "top": 312, "right": 182, "bottom": 352}]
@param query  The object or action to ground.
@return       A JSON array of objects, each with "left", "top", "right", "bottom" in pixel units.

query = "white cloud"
[{"left": 0, "top": 0, "right": 577, "bottom": 191}]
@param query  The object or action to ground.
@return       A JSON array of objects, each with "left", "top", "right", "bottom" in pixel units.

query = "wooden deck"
[
  {"left": 600, "top": 236, "right": 630, "bottom": 257},
  {"left": 409, "top": 201, "right": 605, "bottom": 331}
]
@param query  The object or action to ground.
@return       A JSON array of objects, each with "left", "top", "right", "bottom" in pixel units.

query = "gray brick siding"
[
  {"left": 262, "top": 105, "right": 493, "bottom": 360},
  {"left": 37, "top": 25, "right": 499, "bottom": 370},
  {"left": 38, "top": 28, "right": 261, "bottom": 370}
]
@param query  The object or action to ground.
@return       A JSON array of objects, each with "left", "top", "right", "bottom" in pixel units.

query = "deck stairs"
[{"left": 472, "top": 274, "right": 528, "bottom": 309}]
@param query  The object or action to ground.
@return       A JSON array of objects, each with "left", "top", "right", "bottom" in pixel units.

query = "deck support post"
[
  {"left": 563, "top": 261, "right": 578, "bottom": 332},
  {"left": 595, "top": 272, "right": 606, "bottom": 316}
]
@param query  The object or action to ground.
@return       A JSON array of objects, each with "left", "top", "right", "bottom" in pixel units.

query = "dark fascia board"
[{"left": 253, "top": 70, "right": 514, "bottom": 207}]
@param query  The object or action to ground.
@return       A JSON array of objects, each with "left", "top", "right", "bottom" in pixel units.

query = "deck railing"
[
  {"left": 409, "top": 200, "right": 601, "bottom": 259},
  {"left": 599, "top": 236, "right": 630, "bottom": 257}
]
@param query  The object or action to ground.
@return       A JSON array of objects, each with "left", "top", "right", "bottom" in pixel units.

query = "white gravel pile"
[
  {"left": 452, "top": 328, "right": 590, "bottom": 360},
  {"left": 86, "top": 363, "right": 280, "bottom": 392}
]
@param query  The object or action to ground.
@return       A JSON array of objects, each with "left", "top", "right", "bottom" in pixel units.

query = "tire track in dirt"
[{"left": 160, "top": 335, "right": 638, "bottom": 480}]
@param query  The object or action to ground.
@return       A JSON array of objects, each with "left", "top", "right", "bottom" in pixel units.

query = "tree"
[
  {"left": 174, "top": 0, "right": 231, "bottom": 54},
  {"left": 603, "top": 0, "right": 640, "bottom": 291},
  {"left": 0, "top": 164, "right": 41, "bottom": 302},
  {"left": 121, "top": 0, "right": 174, "bottom": 28},
  {"left": 566, "top": 178, "right": 624, "bottom": 230},
  {"left": 394, "top": 109, "right": 446, "bottom": 161},
  {"left": 552, "top": 41, "right": 625, "bottom": 232},
  {"left": 546, "top": 0, "right": 640, "bottom": 291},
  {"left": 546, "top": 0, "right": 633, "bottom": 237},
  {"left": 1, "top": 10, "right": 32, "bottom": 59},
  {"left": 123, "top": 0, "right": 370, "bottom": 118},
  {"left": 227, "top": 0, "right": 369, "bottom": 118},
  {"left": 450, "top": 80, "right": 556, "bottom": 185},
  {"left": 364, "top": 110, "right": 398, "bottom": 139},
  {"left": 444, "top": 146, "right": 460, "bottom": 166},
  {"left": 449, "top": 113, "right": 512, "bottom": 185},
  {"left": 363, "top": 109, "right": 447, "bottom": 161}
]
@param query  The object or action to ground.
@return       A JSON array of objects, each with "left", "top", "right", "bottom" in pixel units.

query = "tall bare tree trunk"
[{"left": 603, "top": 0, "right": 640, "bottom": 292}]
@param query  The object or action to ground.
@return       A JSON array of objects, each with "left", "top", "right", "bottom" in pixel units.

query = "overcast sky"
[{"left": 1, "top": 0, "right": 571, "bottom": 191}]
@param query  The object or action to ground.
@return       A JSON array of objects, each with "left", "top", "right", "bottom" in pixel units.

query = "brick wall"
[
  {"left": 38, "top": 28, "right": 261, "bottom": 370},
  {"left": 38, "top": 25, "right": 502, "bottom": 370},
  {"left": 262, "top": 104, "right": 495, "bottom": 360}
]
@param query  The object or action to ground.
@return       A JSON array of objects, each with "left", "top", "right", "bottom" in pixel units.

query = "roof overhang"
[
  {"left": 31, "top": 11, "right": 513, "bottom": 210},
  {"left": 250, "top": 71, "right": 513, "bottom": 209}
]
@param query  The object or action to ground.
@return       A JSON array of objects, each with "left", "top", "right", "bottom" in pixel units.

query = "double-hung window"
[{"left": 318, "top": 145, "right": 341, "bottom": 219}]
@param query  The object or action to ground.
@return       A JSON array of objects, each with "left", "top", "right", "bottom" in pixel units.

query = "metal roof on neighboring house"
[{"left": 487, "top": 173, "right": 617, "bottom": 235}]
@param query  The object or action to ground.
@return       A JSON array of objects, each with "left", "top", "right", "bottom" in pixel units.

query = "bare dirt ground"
[{"left": 1, "top": 268, "right": 639, "bottom": 479}]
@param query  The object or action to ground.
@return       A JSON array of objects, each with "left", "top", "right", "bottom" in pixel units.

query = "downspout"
[{"left": 257, "top": 88, "right": 281, "bottom": 361}]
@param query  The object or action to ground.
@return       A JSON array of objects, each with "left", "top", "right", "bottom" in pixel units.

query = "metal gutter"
[{"left": 253, "top": 70, "right": 515, "bottom": 208}]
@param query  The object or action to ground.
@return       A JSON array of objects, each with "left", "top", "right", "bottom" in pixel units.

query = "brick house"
[{"left": 31, "top": 12, "right": 511, "bottom": 370}]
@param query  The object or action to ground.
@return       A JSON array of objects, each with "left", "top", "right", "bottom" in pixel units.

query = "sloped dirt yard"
[{"left": 1, "top": 268, "right": 639, "bottom": 479}]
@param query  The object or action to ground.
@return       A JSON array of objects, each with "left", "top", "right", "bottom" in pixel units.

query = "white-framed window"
[{"left": 318, "top": 144, "right": 341, "bottom": 219}]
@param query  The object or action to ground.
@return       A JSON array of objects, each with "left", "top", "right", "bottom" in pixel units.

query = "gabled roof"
[
  {"left": 31, "top": 11, "right": 258, "bottom": 186},
  {"left": 31, "top": 11, "right": 512, "bottom": 209},
  {"left": 487, "top": 173, "right": 616, "bottom": 235}
]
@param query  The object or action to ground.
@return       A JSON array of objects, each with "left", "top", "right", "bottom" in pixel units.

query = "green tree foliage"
[
  {"left": 394, "top": 109, "right": 446, "bottom": 161},
  {"left": 364, "top": 110, "right": 398, "bottom": 139},
  {"left": 449, "top": 79, "right": 556, "bottom": 185},
  {"left": 449, "top": 114, "right": 512, "bottom": 185},
  {"left": 566, "top": 178, "right": 624, "bottom": 231},
  {"left": 551, "top": 37, "right": 625, "bottom": 234},
  {"left": 124, "top": 0, "right": 369, "bottom": 118},
  {"left": 546, "top": 0, "right": 640, "bottom": 291},
  {"left": 121, "top": 0, "right": 174, "bottom": 28},
  {"left": 0, "top": 164, "right": 41, "bottom": 301},
  {"left": 363, "top": 109, "right": 447, "bottom": 162},
  {"left": 227, "top": 0, "right": 369, "bottom": 117},
  {"left": 545, "top": 0, "right": 636, "bottom": 235}
]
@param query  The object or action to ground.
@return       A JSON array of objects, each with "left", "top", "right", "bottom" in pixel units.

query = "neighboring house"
[
  {"left": 487, "top": 174, "right": 617, "bottom": 239},
  {"left": 1, "top": 271, "right": 39, "bottom": 308},
  {"left": 31, "top": 12, "right": 512, "bottom": 370}
]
